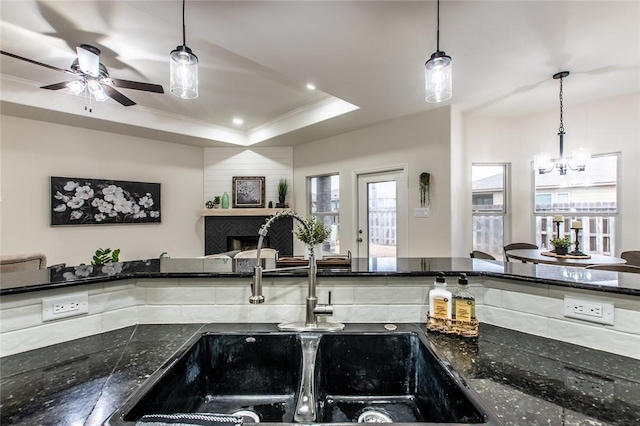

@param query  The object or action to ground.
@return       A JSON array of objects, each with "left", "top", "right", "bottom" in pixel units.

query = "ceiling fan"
[{"left": 0, "top": 44, "right": 164, "bottom": 110}]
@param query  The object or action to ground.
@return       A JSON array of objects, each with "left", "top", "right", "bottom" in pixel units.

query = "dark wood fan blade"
[
  {"left": 41, "top": 81, "right": 77, "bottom": 90},
  {"left": 110, "top": 78, "right": 164, "bottom": 93},
  {"left": 102, "top": 85, "right": 136, "bottom": 106},
  {"left": 1, "top": 50, "right": 76, "bottom": 76}
]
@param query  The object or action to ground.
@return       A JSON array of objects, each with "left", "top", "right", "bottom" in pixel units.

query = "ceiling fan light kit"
[
  {"left": 534, "top": 71, "right": 590, "bottom": 175},
  {"left": 425, "top": 0, "right": 452, "bottom": 103},
  {"left": 170, "top": 0, "right": 199, "bottom": 99},
  {"left": 0, "top": 43, "right": 164, "bottom": 111}
]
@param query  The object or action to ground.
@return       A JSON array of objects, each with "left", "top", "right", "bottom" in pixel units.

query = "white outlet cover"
[
  {"left": 563, "top": 296, "right": 614, "bottom": 325},
  {"left": 414, "top": 208, "right": 429, "bottom": 218},
  {"left": 42, "top": 292, "right": 89, "bottom": 321}
]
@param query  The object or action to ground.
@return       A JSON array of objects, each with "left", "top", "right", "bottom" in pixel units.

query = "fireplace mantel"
[{"left": 201, "top": 208, "right": 292, "bottom": 217}]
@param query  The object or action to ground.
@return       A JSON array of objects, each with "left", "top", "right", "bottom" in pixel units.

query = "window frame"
[
  {"left": 471, "top": 163, "right": 509, "bottom": 258},
  {"left": 307, "top": 173, "right": 340, "bottom": 254}
]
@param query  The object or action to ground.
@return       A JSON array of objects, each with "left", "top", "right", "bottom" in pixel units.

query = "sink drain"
[
  {"left": 231, "top": 410, "right": 260, "bottom": 423},
  {"left": 357, "top": 409, "right": 393, "bottom": 423}
]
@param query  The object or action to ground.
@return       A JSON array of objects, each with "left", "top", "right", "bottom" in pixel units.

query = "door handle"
[{"left": 357, "top": 238, "right": 363, "bottom": 243}]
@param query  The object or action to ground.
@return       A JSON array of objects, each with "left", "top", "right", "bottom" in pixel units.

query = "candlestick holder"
[
  {"left": 569, "top": 227, "right": 586, "bottom": 256},
  {"left": 552, "top": 219, "right": 563, "bottom": 253}
]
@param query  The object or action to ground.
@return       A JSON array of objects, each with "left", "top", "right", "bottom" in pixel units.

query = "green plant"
[
  {"left": 278, "top": 179, "right": 289, "bottom": 199},
  {"left": 419, "top": 172, "right": 431, "bottom": 207},
  {"left": 294, "top": 216, "right": 331, "bottom": 246},
  {"left": 213, "top": 196, "right": 221, "bottom": 205},
  {"left": 92, "top": 248, "right": 121, "bottom": 265},
  {"left": 550, "top": 237, "right": 572, "bottom": 248}
]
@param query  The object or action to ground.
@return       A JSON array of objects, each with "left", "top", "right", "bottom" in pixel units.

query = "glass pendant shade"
[
  {"left": 68, "top": 80, "right": 85, "bottom": 95},
  {"left": 425, "top": 51, "right": 452, "bottom": 103},
  {"left": 170, "top": 45, "right": 198, "bottom": 99},
  {"left": 87, "top": 80, "right": 108, "bottom": 102}
]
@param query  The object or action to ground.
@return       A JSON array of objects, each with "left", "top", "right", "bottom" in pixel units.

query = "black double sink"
[{"left": 106, "top": 324, "right": 501, "bottom": 425}]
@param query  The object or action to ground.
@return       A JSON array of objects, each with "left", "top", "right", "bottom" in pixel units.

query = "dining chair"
[
  {"left": 620, "top": 251, "right": 640, "bottom": 267},
  {"left": 503, "top": 243, "right": 539, "bottom": 262},
  {"left": 585, "top": 264, "right": 640, "bottom": 274},
  {"left": 470, "top": 250, "right": 496, "bottom": 260}
]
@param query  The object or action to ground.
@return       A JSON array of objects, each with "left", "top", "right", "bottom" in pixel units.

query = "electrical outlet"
[
  {"left": 414, "top": 208, "right": 429, "bottom": 218},
  {"left": 563, "top": 296, "right": 614, "bottom": 325},
  {"left": 42, "top": 292, "right": 89, "bottom": 321}
]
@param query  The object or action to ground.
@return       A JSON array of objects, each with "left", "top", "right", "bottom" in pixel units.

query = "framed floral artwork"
[
  {"left": 232, "top": 176, "right": 265, "bottom": 208},
  {"left": 50, "top": 176, "right": 161, "bottom": 225}
]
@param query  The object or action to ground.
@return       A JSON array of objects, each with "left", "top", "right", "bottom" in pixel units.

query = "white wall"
[
  {"left": 294, "top": 107, "right": 453, "bottom": 257},
  {"left": 0, "top": 115, "right": 204, "bottom": 266},
  {"left": 465, "top": 93, "right": 640, "bottom": 253},
  {"left": 204, "top": 147, "right": 293, "bottom": 207}
]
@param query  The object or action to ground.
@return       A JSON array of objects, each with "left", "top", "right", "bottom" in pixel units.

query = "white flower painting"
[{"left": 51, "top": 176, "right": 161, "bottom": 225}]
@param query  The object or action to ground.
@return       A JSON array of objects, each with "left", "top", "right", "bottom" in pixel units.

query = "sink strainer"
[
  {"left": 231, "top": 410, "right": 260, "bottom": 423},
  {"left": 357, "top": 409, "right": 393, "bottom": 423}
]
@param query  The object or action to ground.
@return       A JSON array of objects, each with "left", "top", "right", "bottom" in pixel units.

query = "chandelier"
[{"left": 535, "top": 71, "right": 589, "bottom": 175}]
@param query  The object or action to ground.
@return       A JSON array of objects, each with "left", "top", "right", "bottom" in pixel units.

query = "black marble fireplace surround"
[{"left": 205, "top": 215, "right": 293, "bottom": 256}]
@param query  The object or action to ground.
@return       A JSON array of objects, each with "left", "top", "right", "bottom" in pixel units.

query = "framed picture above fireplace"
[{"left": 232, "top": 176, "right": 265, "bottom": 208}]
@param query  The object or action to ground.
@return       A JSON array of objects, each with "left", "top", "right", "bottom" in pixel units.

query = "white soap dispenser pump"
[{"left": 428, "top": 272, "right": 452, "bottom": 322}]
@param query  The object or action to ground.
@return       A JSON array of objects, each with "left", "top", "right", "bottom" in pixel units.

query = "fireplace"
[{"left": 205, "top": 215, "right": 293, "bottom": 256}]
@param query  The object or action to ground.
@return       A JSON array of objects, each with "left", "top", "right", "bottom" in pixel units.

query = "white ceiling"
[{"left": 1, "top": 1, "right": 639, "bottom": 148}]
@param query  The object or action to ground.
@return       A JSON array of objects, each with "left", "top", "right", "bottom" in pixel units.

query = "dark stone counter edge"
[{"left": 2, "top": 268, "right": 638, "bottom": 297}]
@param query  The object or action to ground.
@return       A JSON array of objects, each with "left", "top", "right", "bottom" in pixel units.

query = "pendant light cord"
[
  {"left": 181, "top": 0, "right": 187, "bottom": 47},
  {"left": 436, "top": 0, "right": 441, "bottom": 51}
]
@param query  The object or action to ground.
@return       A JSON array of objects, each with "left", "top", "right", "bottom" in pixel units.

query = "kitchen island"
[{"left": 1, "top": 322, "right": 638, "bottom": 425}]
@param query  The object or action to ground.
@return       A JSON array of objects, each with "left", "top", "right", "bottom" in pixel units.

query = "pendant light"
[
  {"left": 425, "top": 0, "right": 452, "bottom": 103},
  {"left": 170, "top": 0, "right": 198, "bottom": 99},
  {"left": 535, "top": 71, "right": 589, "bottom": 175}
]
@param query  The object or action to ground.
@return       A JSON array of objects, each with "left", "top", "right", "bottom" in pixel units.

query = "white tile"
[
  {"left": 0, "top": 315, "right": 102, "bottom": 357},
  {"left": 335, "top": 305, "right": 389, "bottom": 323},
  {"left": 102, "top": 307, "right": 137, "bottom": 332},
  {"left": 263, "top": 286, "right": 299, "bottom": 304},
  {"left": 484, "top": 278, "right": 549, "bottom": 297},
  {"left": 145, "top": 287, "right": 215, "bottom": 305},
  {"left": 103, "top": 279, "right": 137, "bottom": 292},
  {"left": 481, "top": 306, "right": 549, "bottom": 337},
  {"left": 388, "top": 305, "right": 424, "bottom": 322},
  {"left": 316, "top": 286, "right": 355, "bottom": 305},
  {"left": 501, "top": 292, "right": 564, "bottom": 319},
  {"left": 0, "top": 303, "right": 43, "bottom": 333},
  {"left": 483, "top": 288, "right": 502, "bottom": 307},
  {"left": 547, "top": 318, "right": 640, "bottom": 360},
  {"left": 90, "top": 288, "right": 138, "bottom": 313},
  {"left": 0, "top": 284, "right": 103, "bottom": 309},
  {"left": 137, "top": 305, "right": 184, "bottom": 323},
  {"left": 249, "top": 305, "right": 303, "bottom": 323},
  {"left": 354, "top": 286, "right": 423, "bottom": 304},
  {"left": 613, "top": 308, "right": 640, "bottom": 335},
  {"left": 216, "top": 286, "right": 251, "bottom": 304},
  {"left": 548, "top": 287, "right": 640, "bottom": 311}
]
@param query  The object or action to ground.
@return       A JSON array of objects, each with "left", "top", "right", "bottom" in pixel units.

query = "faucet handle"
[{"left": 328, "top": 290, "right": 332, "bottom": 305}]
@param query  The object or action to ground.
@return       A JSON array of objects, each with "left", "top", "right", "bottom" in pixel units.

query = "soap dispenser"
[
  {"left": 453, "top": 273, "right": 478, "bottom": 337},
  {"left": 428, "top": 273, "right": 452, "bottom": 329}
]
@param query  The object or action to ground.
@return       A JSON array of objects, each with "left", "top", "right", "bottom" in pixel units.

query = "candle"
[
  {"left": 553, "top": 215, "right": 563, "bottom": 222},
  {"left": 571, "top": 220, "right": 582, "bottom": 229}
]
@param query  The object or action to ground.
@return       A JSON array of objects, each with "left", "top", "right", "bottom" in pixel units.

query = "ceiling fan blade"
[
  {"left": 1, "top": 50, "right": 76, "bottom": 76},
  {"left": 102, "top": 85, "right": 136, "bottom": 106},
  {"left": 110, "top": 78, "right": 164, "bottom": 93},
  {"left": 41, "top": 81, "right": 78, "bottom": 90},
  {"left": 76, "top": 45, "right": 100, "bottom": 77}
]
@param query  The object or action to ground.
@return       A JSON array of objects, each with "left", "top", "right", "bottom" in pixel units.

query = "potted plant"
[
  {"left": 277, "top": 179, "right": 288, "bottom": 207},
  {"left": 213, "top": 196, "right": 221, "bottom": 208},
  {"left": 92, "top": 247, "right": 120, "bottom": 265},
  {"left": 550, "top": 237, "right": 572, "bottom": 256},
  {"left": 294, "top": 216, "right": 331, "bottom": 259}
]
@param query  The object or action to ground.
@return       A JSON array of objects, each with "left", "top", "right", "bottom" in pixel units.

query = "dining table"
[{"left": 505, "top": 249, "right": 627, "bottom": 268}]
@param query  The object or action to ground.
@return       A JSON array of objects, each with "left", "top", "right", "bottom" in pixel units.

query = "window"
[
  {"left": 534, "top": 153, "right": 618, "bottom": 255},
  {"left": 309, "top": 174, "right": 340, "bottom": 254},
  {"left": 472, "top": 164, "right": 507, "bottom": 259}
]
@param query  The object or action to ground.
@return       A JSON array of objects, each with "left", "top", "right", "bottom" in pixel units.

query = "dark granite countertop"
[
  {"left": 1, "top": 323, "right": 638, "bottom": 426},
  {"left": 2, "top": 257, "right": 639, "bottom": 297}
]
